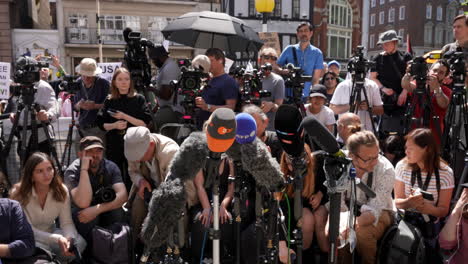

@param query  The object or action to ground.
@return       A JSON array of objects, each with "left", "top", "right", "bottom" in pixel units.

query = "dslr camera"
[
  {"left": 409, "top": 56, "right": 428, "bottom": 82},
  {"left": 94, "top": 186, "right": 116, "bottom": 204}
]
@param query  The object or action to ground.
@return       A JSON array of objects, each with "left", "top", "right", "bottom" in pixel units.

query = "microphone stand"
[
  {"left": 290, "top": 154, "right": 308, "bottom": 264},
  {"left": 255, "top": 187, "right": 264, "bottom": 264},
  {"left": 204, "top": 151, "right": 223, "bottom": 264},
  {"left": 231, "top": 161, "right": 243, "bottom": 264}
]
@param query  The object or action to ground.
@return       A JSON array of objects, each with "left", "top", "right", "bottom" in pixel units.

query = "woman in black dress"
[{"left": 96, "top": 67, "right": 152, "bottom": 190}]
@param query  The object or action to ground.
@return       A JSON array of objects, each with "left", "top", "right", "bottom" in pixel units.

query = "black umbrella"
[{"left": 162, "top": 11, "right": 264, "bottom": 53}]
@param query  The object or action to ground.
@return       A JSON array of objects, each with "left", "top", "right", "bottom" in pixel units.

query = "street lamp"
[{"left": 255, "top": 0, "right": 275, "bottom": 32}]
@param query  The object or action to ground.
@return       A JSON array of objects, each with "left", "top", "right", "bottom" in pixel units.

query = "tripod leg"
[{"left": 19, "top": 107, "right": 30, "bottom": 166}]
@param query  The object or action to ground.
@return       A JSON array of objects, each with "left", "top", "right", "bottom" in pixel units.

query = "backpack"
[
  {"left": 377, "top": 217, "right": 426, "bottom": 264},
  {"left": 91, "top": 222, "right": 134, "bottom": 264}
]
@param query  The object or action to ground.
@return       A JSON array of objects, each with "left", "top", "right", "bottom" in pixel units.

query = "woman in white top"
[{"left": 11, "top": 152, "right": 86, "bottom": 261}]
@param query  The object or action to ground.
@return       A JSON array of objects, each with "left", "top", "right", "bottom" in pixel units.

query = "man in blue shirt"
[
  {"left": 0, "top": 198, "right": 35, "bottom": 261},
  {"left": 277, "top": 22, "right": 324, "bottom": 101},
  {"left": 195, "top": 48, "right": 239, "bottom": 129}
]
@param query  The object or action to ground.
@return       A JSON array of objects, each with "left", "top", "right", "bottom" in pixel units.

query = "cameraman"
[
  {"left": 195, "top": 48, "right": 239, "bottom": 129},
  {"left": 401, "top": 59, "right": 451, "bottom": 143},
  {"left": 258, "top": 47, "right": 285, "bottom": 131},
  {"left": 148, "top": 46, "right": 183, "bottom": 131},
  {"left": 277, "top": 21, "right": 324, "bottom": 101},
  {"left": 10, "top": 58, "right": 60, "bottom": 160},
  {"left": 64, "top": 136, "right": 128, "bottom": 243},
  {"left": 73, "top": 58, "right": 110, "bottom": 145},
  {"left": 370, "top": 30, "right": 412, "bottom": 135}
]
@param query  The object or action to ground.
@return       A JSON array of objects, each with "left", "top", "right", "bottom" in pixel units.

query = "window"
[
  {"left": 327, "top": 0, "right": 353, "bottom": 59},
  {"left": 388, "top": 8, "right": 395, "bottom": 23},
  {"left": 370, "top": 14, "right": 376, "bottom": 26},
  {"left": 426, "top": 4, "right": 432, "bottom": 19},
  {"left": 371, "top": 0, "right": 376, "bottom": 8},
  {"left": 292, "top": 0, "right": 300, "bottom": 19},
  {"left": 100, "top": 15, "right": 140, "bottom": 43},
  {"left": 435, "top": 26, "right": 444, "bottom": 45},
  {"left": 447, "top": 7, "right": 457, "bottom": 24},
  {"left": 248, "top": 0, "right": 256, "bottom": 16},
  {"left": 379, "top": 11, "right": 385, "bottom": 24},
  {"left": 370, "top": 34, "right": 375, "bottom": 49},
  {"left": 389, "top": 0, "right": 394, "bottom": 2},
  {"left": 398, "top": 29, "right": 404, "bottom": 42},
  {"left": 436, "top": 6, "right": 443, "bottom": 21},
  {"left": 399, "top": 6, "right": 405, "bottom": 20},
  {"left": 424, "top": 23, "right": 433, "bottom": 45},
  {"left": 68, "top": 14, "right": 89, "bottom": 42},
  {"left": 68, "top": 14, "right": 88, "bottom": 27},
  {"left": 380, "top": 0, "right": 385, "bottom": 5},
  {"left": 148, "top": 17, "right": 173, "bottom": 44}
]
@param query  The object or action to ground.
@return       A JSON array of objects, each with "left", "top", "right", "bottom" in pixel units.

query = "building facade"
[
  {"left": 225, "top": 0, "right": 364, "bottom": 68},
  {"left": 0, "top": 0, "right": 13, "bottom": 63},
  {"left": 367, "top": 0, "right": 465, "bottom": 58}
]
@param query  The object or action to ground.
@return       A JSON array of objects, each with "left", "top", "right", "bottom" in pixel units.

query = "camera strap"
[
  {"left": 292, "top": 46, "right": 299, "bottom": 66},
  {"left": 411, "top": 167, "right": 441, "bottom": 204}
]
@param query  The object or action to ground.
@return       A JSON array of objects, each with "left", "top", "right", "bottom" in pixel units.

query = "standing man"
[
  {"left": 195, "top": 48, "right": 239, "bottom": 129},
  {"left": 148, "top": 46, "right": 183, "bottom": 132},
  {"left": 258, "top": 47, "right": 285, "bottom": 130},
  {"left": 370, "top": 30, "right": 412, "bottom": 135},
  {"left": 441, "top": 14, "right": 468, "bottom": 56},
  {"left": 277, "top": 21, "right": 324, "bottom": 101},
  {"left": 73, "top": 58, "right": 110, "bottom": 143}
]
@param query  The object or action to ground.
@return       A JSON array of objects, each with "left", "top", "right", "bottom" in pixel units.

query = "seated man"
[
  {"left": 123, "top": 127, "right": 196, "bottom": 246},
  {"left": 321, "top": 131, "right": 395, "bottom": 264},
  {"left": 64, "top": 136, "right": 128, "bottom": 243},
  {"left": 0, "top": 198, "right": 35, "bottom": 262}
]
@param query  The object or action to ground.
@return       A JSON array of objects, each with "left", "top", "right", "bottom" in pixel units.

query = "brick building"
[
  {"left": 367, "top": 0, "right": 465, "bottom": 58},
  {"left": 0, "top": 0, "right": 13, "bottom": 63}
]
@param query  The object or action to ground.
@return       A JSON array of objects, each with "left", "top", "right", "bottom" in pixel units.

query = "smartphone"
[{"left": 420, "top": 190, "right": 434, "bottom": 201}]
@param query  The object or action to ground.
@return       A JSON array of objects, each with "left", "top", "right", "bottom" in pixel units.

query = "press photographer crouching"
[
  {"left": 395, "top": 128, "right": 454, "bottom": 263},
  {"left": 9, "top": 56, "right": 59, "bottom": 161},
  {"left": 64, "top": 136, "right": 128, "bottom": 250}
]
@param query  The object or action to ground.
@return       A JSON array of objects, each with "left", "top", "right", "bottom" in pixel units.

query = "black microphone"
[
  {"left": 274, "top": 104, "right": 304, "bottom": 157},
  {"left": 301, "top": 115, "right": 345, "bottom": 157},
  {"left": 123, "top": 27, "right": 132, "bottom": 43}
]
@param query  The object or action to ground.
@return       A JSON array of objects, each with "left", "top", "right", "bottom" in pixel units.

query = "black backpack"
[
  {"left": 91, "top": 222, "right": 134, "bottom": 264},
  {"left": 377, "top": 214, "right": 426, "bottom": 264}
]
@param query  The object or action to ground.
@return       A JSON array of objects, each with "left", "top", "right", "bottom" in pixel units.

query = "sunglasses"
[
  {"left": 325, "top": 77, "right": 335, "bottom": 81},
  {"left": 262, "top": 55, "right": 277, "bottom": 60},
  {"left": 355, "top": 153, "right": 379, "bottom": 163}
]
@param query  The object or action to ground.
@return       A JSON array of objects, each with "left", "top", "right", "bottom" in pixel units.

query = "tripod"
[
  {"left": 349, "top": 73, "right": 377, "bottom": 135},
  {"left": 1, "top": 85, "right": 62, "bottom": 175},
  {"left": 60, "top": 93, "right": 83, "bottom": 171},
  {"left": 402, "top": 79, "right": 441, "bottom": 137}
]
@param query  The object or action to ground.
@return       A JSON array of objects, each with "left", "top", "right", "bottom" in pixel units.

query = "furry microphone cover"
[{"left": 140, "top": 132, "right": 209, "bottom": 247}]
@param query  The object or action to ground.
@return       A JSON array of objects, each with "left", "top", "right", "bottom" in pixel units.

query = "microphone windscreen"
[
  {"left": 275, "top": 105, "right": 304, "bottom": 157},
  {"left": 123, "top": 27, "right": 132, "bottom": 43},
  {"left": 206, "top": 108, "right": 236, "bottom": 153},
  {"left": 301, "top": 115, "right": 340, "bottom": 155},
  {"left": 235, "top": 113, "right": 257, "bottom": 144}
]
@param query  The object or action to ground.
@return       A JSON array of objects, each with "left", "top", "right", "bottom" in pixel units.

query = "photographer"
[
  {"left": 148, "top": 46, "right": 183, "bottom": 131},
  {"left": 195, "top": 48, "right": 239, "bottom": 129},
  {"left": 64, "top": 136, "right": 128, "bottom": 243},
  {"left": 258, "top": 48, "right": 285, "bottom": 130},
  {"left": 277, "top": 22, "right": 324, "bottom": 101},
  {"left": 395, "top": 128, "right": 454, "bottom": 263},
  {"left": 9, "top": 57, "right": 60, "bottom": 161},
  {"left": 329, "top": 77, "right": 383, "bottom": 132},
  {"left": 370, "top": 30, "right": 412, "bottom": 135},
  {"left": 73, "top": 58, "right": 110, "bottom": 144},
  {"left": 401, "top": 59, "right": 451, "bottom": 143},
  {"left": 323, "top": 131, "right": 395, "bottom": 264}
]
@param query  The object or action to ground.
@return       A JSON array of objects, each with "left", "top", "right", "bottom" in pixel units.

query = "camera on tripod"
[
  {"left": 14, "top": 56, "right": 49, "bottom": 85},
  {"left": 59, "top": 75, "right": 81, "bottom": 93},
  {"left": 284, "top": 63, "right": 312, "bottom": 102},
  {"left": 123, "top": 29, "right": 154, "bottom": 89},
  {"left": 240, "top": 64, "right": 272, "bottom": 106},
  {"left": 444, "top": 49, "right": 466, "bottom": 92},
  {"left": 347, "top": 46, "right": 375, "bottom": 77},
  {"left": 94, "top": 186, "right": 116, "bottom": 204},
  {"left": 409, "top": 56, "right": 429, "bottom": 82},
  {"left": 171, "top": 62, "right": 209, "bottom": 115}
]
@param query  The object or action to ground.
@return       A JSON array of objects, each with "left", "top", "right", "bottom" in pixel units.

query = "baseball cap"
[
  {"left": 327, "top": 60, "right": 341, "bottom": 69},
  {"left": 79, "top": 136, "right": 104, "bottom": 151},
  {"left": 124, "top": 126, "right": 151, "bottom": 162},
  {"left": 309, "top": 84, "right": 327, "bottom": 99}
]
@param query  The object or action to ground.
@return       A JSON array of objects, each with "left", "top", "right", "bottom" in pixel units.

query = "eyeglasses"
[
  {"left": 262, "top": 55, "right": 277, "bottom": 60},
  {"left": 355, "top": 153, "right": 379, "bottom": 163},
  {"left": 325, "top": 77, "right": 335, "bottom": 81}
]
